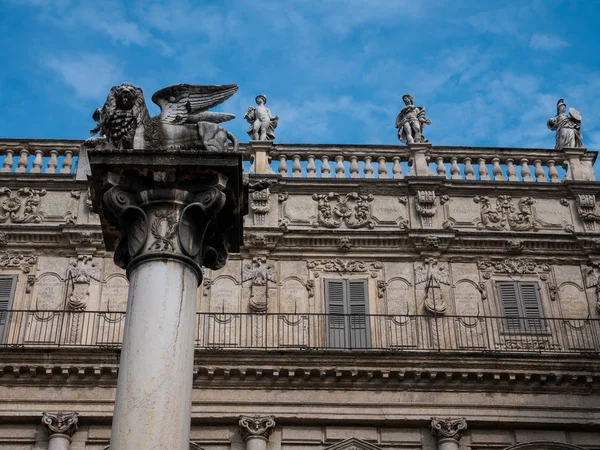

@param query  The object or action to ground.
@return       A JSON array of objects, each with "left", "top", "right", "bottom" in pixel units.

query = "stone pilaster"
[
  {"left": 88, "top": 148, "right": 245, "bottom": 450},
  {"left": 239, "top": 416, "right": 276, "bottom": 450},
  {"left": 431, "top": 417, "right": 467, "bottom": 450},
  {"left": 42, "top": 412, "right": 79, "bottom": 450}
]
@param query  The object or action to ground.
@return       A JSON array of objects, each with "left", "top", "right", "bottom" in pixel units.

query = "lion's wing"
[{"left": 152, "top": 84, "right": 238, "bottom": 124}]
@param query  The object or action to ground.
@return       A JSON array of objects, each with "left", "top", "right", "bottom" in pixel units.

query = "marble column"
[
  {"left": 42, "top": 412, "right": 79, "bottom": 450},
  {"left": 431, "top": 417, "right": 467, "bottom": 450},
  {"left": 239, "top": 416, "right": 276, "bottom": 450},
  {"left": 88, "top": 149, "right": 245, "bottom": 450}
]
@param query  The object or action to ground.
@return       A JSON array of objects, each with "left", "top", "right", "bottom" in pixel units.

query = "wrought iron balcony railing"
[{"left": 1, "top": 310, "right": 599, "bottom": 355}]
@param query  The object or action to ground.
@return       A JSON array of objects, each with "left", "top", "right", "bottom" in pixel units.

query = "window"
[
  {"left": 325, "top": 279, "right": 370, "bottom": 349},
  {"left": 496, "top": 281, "right": 545, "bottom": 332},
  {"left": 0, "top": 275, "right": 17, "bottom": 342}
]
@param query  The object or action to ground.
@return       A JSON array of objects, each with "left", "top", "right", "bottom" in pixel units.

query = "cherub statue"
[
  {"left": 395, "top": 94, "right": 431, "bottom": 144},
  {"left": 244, "top": 94, "right": 279, "bottom": 141},
  {"left": 547, "top": 98, "right": 583, "bottom": 149},
  {"left": 86, "top": 82, "right": 239, "bottom": 152}
]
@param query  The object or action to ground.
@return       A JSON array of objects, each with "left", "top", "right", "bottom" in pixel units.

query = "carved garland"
[
  {"left": 0, "top": 251, "right": 37, "bottom": 273},
  {"left": 473, "top": 195, "right": 538, "bottom": 231},
  {"left": 312, "top": 192, "right": 375, "bottom": 229},
  {"left": 0, "top": 187, "right": 46, "bottom": 224}
]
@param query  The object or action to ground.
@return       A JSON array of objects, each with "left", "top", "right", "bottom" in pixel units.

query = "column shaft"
[
  {"left": 48, "top": 434, "right": 71, "bottom": 450},
  {"left": 109, "top": 259, "right": 199, "bottom": 450}
]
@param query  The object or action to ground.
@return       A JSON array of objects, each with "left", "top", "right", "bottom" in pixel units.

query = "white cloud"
[
  {"left": 529, "top": 33, "right": 569, "bottom": 51},
  {"left": 45, "top": 53, "right": 123, "bottom": 100}
]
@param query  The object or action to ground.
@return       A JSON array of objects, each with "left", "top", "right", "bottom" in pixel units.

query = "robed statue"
[
  {"left": 244, "top": 94, "right": 279, "bottom": 141},
  {"left": 395, "top": 94, "right": 431, "bottom": 144},
  {"left": 547, "top": 98, "right": 583, "bottom": 149}
]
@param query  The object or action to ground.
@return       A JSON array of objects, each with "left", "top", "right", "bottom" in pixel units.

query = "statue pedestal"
[{"left": 87, "top": 148, "right": 246, "bottom": 450}]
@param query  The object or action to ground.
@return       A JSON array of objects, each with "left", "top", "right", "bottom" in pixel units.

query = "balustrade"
[{"left": 0, "top": 142, "right": 79, "bottom": 174}]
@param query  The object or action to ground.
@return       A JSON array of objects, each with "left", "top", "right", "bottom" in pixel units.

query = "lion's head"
[{"left": 93, "top": 83, "right": 149, "bottom": 149}]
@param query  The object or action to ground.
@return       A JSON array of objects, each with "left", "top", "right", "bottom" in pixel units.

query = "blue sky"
[{"left": 1, "top": 0, "right": 599, "bottom": 150}]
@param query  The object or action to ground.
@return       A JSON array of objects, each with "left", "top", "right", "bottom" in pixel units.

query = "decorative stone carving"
[
  {"left": 423, "top": 236, "right": 440, "bottom": 249},
  {"left": 243, "top": 257, "right": 276, "bottom": 312},
  {"left": 377, "top": 280, "right": 387, "bottom": 298},
  {"left": 430, "top": 417, "right": 467, "bottom": 443},
  {"left": 478, "top": 258, "right": 550, "bottom": 278},
  {"left": 395, "top": 94, "right": 431, "bottom": 144},
  {"left": 26, "top": 275, "right": 35, "bottom": 293},
  {"left": 0, "top": 232, "right": 7, "bottom": 246},
  {"left": 0, "top": 251, "right": 37, "bottom": 273},
  {"left": 312, "top": 192, "right": 375, "bottom": 229},
  {"left": 86, "top": 82, "right": 239, "bottom": 151},
  {"left": 575, "top": 194, "right": 600, "bottom": 231},
  {"left": 42, "top": 411, "right": 79, "bottom": 437},
  {"left": 473, "top": 196, "right": 537, "bottom": 231},
  {"left": 305, "top": 280, "right": 315, "bottom": 298},
  {"left": 547, "top": 98, "right": 583, "bottom": 149},
  {"left": 338, "top": 237, "right": 352, "bottom": 251},
  {"left": 0, "top": 187, "right": 46, "bottom": 223},
  {"left": 250, "top": 187, "right": 271, "bottom": 225},
  {"left": 415, "top": 190, "right": 439, "bottom": 227},
  {"left": 415, "top": 258, "right": 450, "bottom": 314},
  {"left": 308, "top": 259, "right": 369, "bottom": 272},
  {"left": 67, "top": 255, "right": 99, "bottom": 311},
  {"left": 239, "top": 415, "right": 276, "bottom": 441},
  {"left": 245, "top": 233, "right": 268, "bottom": 248},
  {"left": 244, "top": 94, "right": 279, "bottom": 141},
  {"left": 584, "top": 263, "right": 600, "bottom": 312},
  {"left": 506, "top": 239, "right": 524, "bottom": 253},
  {"left": 202, "top": 278, "right": 212, "bottom": 297}
]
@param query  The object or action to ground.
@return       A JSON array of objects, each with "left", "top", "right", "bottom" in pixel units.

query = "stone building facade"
[{"left": 0, "top": 139, "right": 599, "bottom": 449}]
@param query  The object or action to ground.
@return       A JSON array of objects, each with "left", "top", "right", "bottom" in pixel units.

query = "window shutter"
[
  {"left": 347, "top": 279, "right": 370, "bottom": 349},
  {"left": 519, "top": 282, "right": 544, "bottom": 331},
  {"left": 325, "top": 279, "right": 347, "bottom": 348},
  {"left": 497, "top": 282, "right": 520, "bottom": 330},
  {"left": 0, "top": 275, "right": 17, "bottom": 341}
]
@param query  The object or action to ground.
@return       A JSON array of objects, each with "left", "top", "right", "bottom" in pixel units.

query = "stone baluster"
[
  {"left": 321, "top": 155, "right": 331, "bottom": 178},
  {"left": 335, "top": 155, "right": 345, "bottom": 178},
  {"left": 377, "top": 156, "right": 388, "bottom": 179},
  {"left": 491, "top": 157, "right": 505, "bottom": 181},
  {"left": 547, "top": 159, "right": 560, "bottom": 183},
  {"left": 364, "top": 156, "right": 374, "bottom": 179},
  {"left": 520, "top": 158, "right": 533, "bottom": 182},
  {"left": 292, "top": 155, "right": 302, "bottom": 177},
  {"left": 31, "top": 148, "right": 44, "bottom": 173},
  {"left": 505, "top": 158, "right": 518, "bottom": 181},
  {"left": 42, "top": 412, "right": 79, "bottom": 450},
  {"left": 436, "top": 157, "right": 446, "bottom": 178},
  {"left": 450, "top": 157, "right": 461, "bottom": 180},
  {"left": 477, "top": 158, "right": 490, "bottom": 180},
  {"left": 431, "top": 417, "right": 467, "bottom": 450},
  {"left": 349, "top": 156, "right": 360, "bottom": 178},
  {"left": 306, "top": 155, "right": 317, "bottom": 178},
  {"left": 533, "top": 159, "right": 546, "bottom": 182},
  {"left": 1, "top": 148, "right": 14, "bottom": 172},
  {"left": 278, "top": 155, "right": 288, "bottom": 176},
  {"left": 16, "top": 148, "right": 29, "bottom": 173},
  {"left": 47, "top": 150, "right": 59, "bottom": 174},
  {"left": 392, "top": 156, "right": 403, "bottom": 179},
  {"left": 463, "top": 157, "right": 475, "bottom": 180},
  {"left": 239, "top": 416, "right": 276, "bottom": 450},
  {"left": 60, "top": 150, "right": 73, "bottom": 174}
]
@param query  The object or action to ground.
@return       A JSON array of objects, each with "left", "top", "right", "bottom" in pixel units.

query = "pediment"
[
  {"left": 323, "top": 438, "right": 383, "bottom": 450},
  {"left": 504, "top": 443, "right": 588, "bottom": 450}
]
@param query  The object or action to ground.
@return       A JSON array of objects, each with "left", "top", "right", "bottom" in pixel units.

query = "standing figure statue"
[
  {"left": 244, "top": 94, "right": 279, "bottom": 141},
  {"left": 547, "top": 98, "right": 584, "bottom": 149},
  {"left": 395, "top": 94, "right": 431, "bottom": 144}
]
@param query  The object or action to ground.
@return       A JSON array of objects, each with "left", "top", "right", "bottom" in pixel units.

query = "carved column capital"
[
  {"left": 88, "top": 149, "right": 246, "bottom": 281},
  {"left": 431, "top": 417, "right": 467, "bottom": 443},
  {"left": 239, "top": 415, "right": 276, "bottom": 441},
  {"left": 42, "top": 412, "right": 79, "bottom": 438}
]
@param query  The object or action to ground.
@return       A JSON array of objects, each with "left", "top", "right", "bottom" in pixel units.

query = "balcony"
[{"left": 1, "top": 310, "right": 598, "bottom": 355}]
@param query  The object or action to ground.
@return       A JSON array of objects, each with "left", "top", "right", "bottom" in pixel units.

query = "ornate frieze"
[
  {"left": 42, "top": 411, "right": 79, "bottom": 437},
  {"left": 477, "top": 258, "right": 550, "bottom": 279},
  {"left": 415, "top": 258, "right": 449, "bottom": 314},
  {"left": 576, "top": 194, "right": 600, "bottom": 232},
  {"left": 312, "top": 192, "right": 375, "bottom": 229},
  {"left": 430, "top": 417, "right": 467, "bottom": 442},
  {"left": 239, "top": 415, "right": 276, "bottom": 441},
  {"left": 473, "top": 195, "right": 538, "bottom": 231},
  {"left": 0, "top": 251, "right": 37, "bottom": 273},
  {"left": 243, "top": 257, "right": 276, "bottom": 312},
  {"left": 338, "top": 237, "right": 352, "bottom": 251},
  {"left": 307, "top": 259, "right": 380, "bottom": 273},
  {"left": 0, "top": 187, "right": 46, "bottom": 223}
]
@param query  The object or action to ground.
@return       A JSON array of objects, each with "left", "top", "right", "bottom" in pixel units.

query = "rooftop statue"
[
  {"left": 86, "top": 82, "right": 238, "bottom": 151},
  {"left": 244, "top": 94, "right": 279, "bottom": 141},
  {"left": 395, "top": 94, "right": 431, "bottom": 145},
  {"left": 547, "top": 98, "right": 583, "bottom": 149}
]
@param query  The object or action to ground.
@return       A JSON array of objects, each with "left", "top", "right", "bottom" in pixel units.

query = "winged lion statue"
[{"left": 86, "top": 82, "right": 239, "bottom": 152}]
